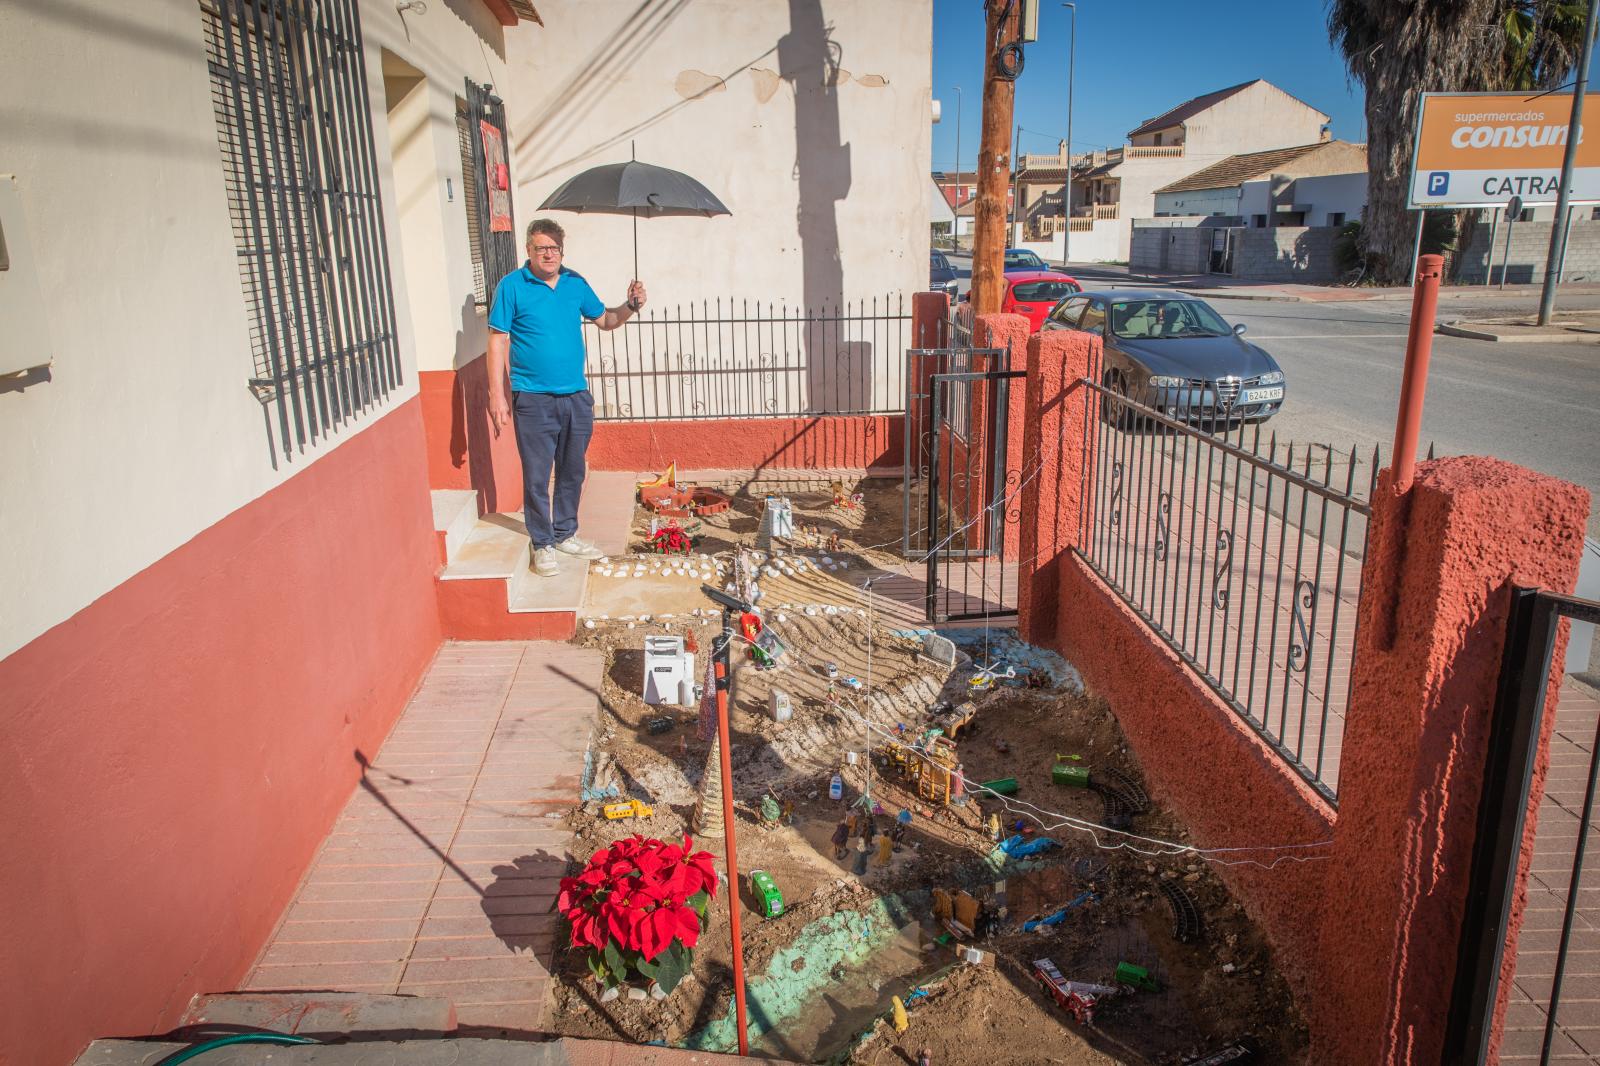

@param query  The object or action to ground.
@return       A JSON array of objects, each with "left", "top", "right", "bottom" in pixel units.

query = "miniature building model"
[{"left": 643, "top": 635, "right": 696, "bottom": 705}]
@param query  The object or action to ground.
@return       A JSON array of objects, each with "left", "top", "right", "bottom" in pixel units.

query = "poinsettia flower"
[
  {"left": 568, "top": 909, "right": 603, "bottom": 951},
  {"left": 687, "top": 849, "right": 719, "bottom": 898},
  {"left": 665, "top": 901, "right": 701, "bottom": 949}
]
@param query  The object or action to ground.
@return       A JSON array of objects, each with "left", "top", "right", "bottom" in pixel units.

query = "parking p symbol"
[{"left": 1428, "top": 172, "right": 1450, "bottom": 196}]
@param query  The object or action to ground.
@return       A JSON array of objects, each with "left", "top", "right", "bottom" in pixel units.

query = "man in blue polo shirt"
[{"left": 488, "top": 219, "right": 645, "bottom": 577}]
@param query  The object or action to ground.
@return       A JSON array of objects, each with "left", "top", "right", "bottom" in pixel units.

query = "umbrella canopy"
[
  {"left": 539, "top": 159, "right": 730, "bottom": 217},
  {"left": 537, "top": 149, "right": 730, "bottom": 282}
]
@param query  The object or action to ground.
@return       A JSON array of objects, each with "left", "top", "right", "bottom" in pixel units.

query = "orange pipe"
[
  {"left": 1392, "top": 253, "right": 1443, "bottom": 493},
  {"left": 713, "top": 651, "right": 750, "bottom": 1054}
]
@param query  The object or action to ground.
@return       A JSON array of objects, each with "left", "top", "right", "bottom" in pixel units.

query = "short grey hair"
[{"left": 526, "top": 218, "right": 565, "bottom": 246}]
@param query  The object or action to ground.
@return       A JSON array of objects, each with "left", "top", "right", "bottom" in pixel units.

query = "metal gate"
[
  {"left": 903, "top": 347, "right": 1023, "bottom": 623},
  {"left": 1444, "top": 587, "right": 1600, "bottom": 1065}
]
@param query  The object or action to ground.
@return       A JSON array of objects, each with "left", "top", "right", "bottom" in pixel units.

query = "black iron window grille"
[
  {"left": 1075, "top": 352, "right": 1381, "bottom": 803},
  {"left": 203, "top": 0, "right": 402, "bottom": 457}
]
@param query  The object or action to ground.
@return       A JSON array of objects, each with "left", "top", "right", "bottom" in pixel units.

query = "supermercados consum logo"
[{"left": 1410, "top": 92, "right": 1600, "bottom": 207}]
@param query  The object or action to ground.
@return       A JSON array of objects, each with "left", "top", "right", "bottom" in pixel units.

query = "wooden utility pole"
[{"left": 970, "top": 0, "right": 1020, "bottom": 317}]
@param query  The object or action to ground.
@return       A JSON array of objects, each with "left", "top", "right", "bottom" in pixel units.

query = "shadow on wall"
[
  {"left": 450, "top": 294, "right": 503, "bottom": 512},
  {"left": 512, "top": 0, "right": 693, "bottom": 181},
  {"left": 781, "top": 0, "right": 858, "bottom": 414}
]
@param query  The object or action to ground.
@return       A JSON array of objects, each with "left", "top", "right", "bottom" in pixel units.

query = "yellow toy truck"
[{"left": 602, "top": 799, "right": 655, "bottom": 820}]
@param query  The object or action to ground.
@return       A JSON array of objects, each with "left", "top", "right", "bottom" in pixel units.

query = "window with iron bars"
[{"left": 201, "top": 0, "right": 402, "bottom": 456}]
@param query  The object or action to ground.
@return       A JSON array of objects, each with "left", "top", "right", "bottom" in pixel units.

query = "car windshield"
[
  {"left": 1004, "top": 251, "right": 1046, "bottom": 269},
  {"left": 931, "top": 252, "right": 950, "bottom": 269},
  {"left": 1011, "top": 280, "right": 1079, "bottom": 303},
  {"left": 1110, "top": 299, "right": 1232, "bottom": 339}
]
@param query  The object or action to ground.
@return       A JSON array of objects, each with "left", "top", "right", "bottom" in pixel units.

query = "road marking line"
[{"left": 1246, "top": 333, "right": 1409, "bottom": 339}]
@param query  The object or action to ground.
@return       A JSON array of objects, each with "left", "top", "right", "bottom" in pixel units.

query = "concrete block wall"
[
  {"left": 1456, "top": 217, "right": 1600, "bottom": 284},
  {"left": 1230, "top": 226, "right": 1338, "bottom": 282},
  {"left": 1130, "top": 226, "right": 1211, "bottom": 274}
]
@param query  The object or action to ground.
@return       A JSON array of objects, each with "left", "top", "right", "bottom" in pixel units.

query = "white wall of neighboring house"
[
  {"left": 1285, "top": 172, "right": 1367, "bottom": 224},
  {"left": 1093, "top": 81, "right": 1330, "bottom": 257},
  {"left": 930, "top": 177, "right": 957, "bottom": 229},
  {"left": 1154, "top": 186, "right": 1241, "bottom": 218},
  {"left": 502, "top": 0, "right": 932, "bottom": 314},
  {"left": 0, "top": 0, "right": 506, "bottom": 660}
]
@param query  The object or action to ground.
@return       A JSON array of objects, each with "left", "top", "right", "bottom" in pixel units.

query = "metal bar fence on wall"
[
  {"left": 1073, "top": 351, "right": 1377, "bottom": 803},
  {"left": 581, "top": 295, "right": 909, "bottom": 420}
]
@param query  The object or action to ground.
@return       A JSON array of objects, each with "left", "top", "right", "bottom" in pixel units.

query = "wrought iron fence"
[
  {"left": 580, "top": 295, "right": 908, "bottom": 420},
  {"left": 1075, "top": 369, "right": 1379, "bottom": 803}
]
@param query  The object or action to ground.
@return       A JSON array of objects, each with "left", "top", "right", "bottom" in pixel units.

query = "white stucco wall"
[
  {"left": 0, "top": 0, "right": 507, "bottom": 659},
  {"left": 1154, "top": 187, "right": 1240, "bottom": 217},
  {"left": 1290, "top": 172, "right": 1368, "bottom": 225},
  {"left": 500, "top": 0, "right": 931, "bottom": 313}
]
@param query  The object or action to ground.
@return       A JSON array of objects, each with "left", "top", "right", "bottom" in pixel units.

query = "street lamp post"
[
  {"left": 1062, "top": 3, "right": 1075, "bottom": 267},
  {"left": 952, "top": 85, "right": 963, "bottom": 253}
]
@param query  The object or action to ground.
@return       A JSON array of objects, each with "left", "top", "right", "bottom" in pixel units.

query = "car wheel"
[{"left": 1100, "top": 369, "right": 1133, "bottom": 430}]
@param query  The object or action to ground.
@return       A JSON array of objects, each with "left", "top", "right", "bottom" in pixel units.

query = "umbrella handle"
[{"left": 632, "top": 207, "right": 639, "bottom": 288}]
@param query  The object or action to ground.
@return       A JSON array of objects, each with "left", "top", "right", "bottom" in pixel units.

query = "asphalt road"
[
  {"left": 1216, "top": 293, "right": 1600, "bottom": 537},
  {"left": 942, "top": 253, "right": 1600, "bottom": 536}
]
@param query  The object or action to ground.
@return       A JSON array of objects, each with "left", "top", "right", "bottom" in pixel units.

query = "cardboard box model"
[{"left": 643, "top": 636, "right": 696, "bottom": 705}]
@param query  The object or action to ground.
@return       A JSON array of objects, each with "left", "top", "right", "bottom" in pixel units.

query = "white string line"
[{"left": 721, "top": 628, "right": 1330, "bottom": 871}]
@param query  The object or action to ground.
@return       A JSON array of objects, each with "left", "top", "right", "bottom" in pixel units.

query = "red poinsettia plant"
[
  {"left": 558, "top": 834, "right": 718, "bottom": 993},
  {"left": 649, "top": 522, "right": 694, "bottom": 555}
]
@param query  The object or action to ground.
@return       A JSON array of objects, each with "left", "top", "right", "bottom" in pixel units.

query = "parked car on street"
[
  {"left": 930, "top": 251, "right": 958, "bottom": 297},
  {"left": 951, "top": 270, "right": 1083, "bottom": 336},
  {"left": 1001, "top": 270, "right": 1081, "bottom": 331},
  {"left": 1003, "top": 248, "right": 1049, "bottom": 272},
  {"left": 1039, "top": 290, "right": 1285, "bottom": 424}
]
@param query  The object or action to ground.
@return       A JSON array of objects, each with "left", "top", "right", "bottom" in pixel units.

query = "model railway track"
[
  {"left": 1157, "top": 879, "right": 1204, "bottom": 943},
  {"left": 1087, "top": 767, "right": 1150, "bottom": 830}
]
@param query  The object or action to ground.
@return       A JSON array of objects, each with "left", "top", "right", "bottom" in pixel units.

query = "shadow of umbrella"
[{"left": 538, "top": 141, "right": 730, "bottom": 282}]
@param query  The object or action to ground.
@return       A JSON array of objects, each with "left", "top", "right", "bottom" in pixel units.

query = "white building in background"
[
  {"left": 1153, "top": 141, "right": 1369, "bottom": 227},
  {"left": 1015, "top": 79, "right": 1332, "bottom": 263}
]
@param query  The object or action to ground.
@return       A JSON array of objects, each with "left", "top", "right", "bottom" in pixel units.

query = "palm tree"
[{"left": 1328, "top": 0, "right": 1591, "bottom": 283}]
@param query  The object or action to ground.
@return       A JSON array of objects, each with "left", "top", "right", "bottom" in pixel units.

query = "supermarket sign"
[{"left": 1409, "top": 91, "right": 1600, "bottom": 208}]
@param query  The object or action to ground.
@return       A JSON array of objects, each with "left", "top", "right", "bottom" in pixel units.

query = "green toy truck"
[{"left": 750, "top": 870, "right": 785, "bottom": 918}]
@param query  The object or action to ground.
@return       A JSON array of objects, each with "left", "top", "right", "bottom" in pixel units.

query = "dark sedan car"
[
  {"left": 1040, "top": 290, "right": 1285, "bottom": 423},
  {"left": 930, "top": 250, "right": 958, "bottom": 297}
]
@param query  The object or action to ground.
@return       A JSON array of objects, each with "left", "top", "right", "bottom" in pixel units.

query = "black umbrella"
[{"left": 538, "top": 143, "right": 731, "bottom": 281}]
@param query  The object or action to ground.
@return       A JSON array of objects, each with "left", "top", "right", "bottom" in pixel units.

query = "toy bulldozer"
[{"left": 602, "top": 799, "right": 654, "bottom": 820}]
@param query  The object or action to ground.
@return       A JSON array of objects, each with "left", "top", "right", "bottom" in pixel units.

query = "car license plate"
[{"left": 1243, "top": 386, "right": 1283, "bottom": 403}]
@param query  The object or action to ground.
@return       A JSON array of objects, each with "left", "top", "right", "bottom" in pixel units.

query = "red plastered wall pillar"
[
  {"left": 1017, "top": 327, "right": 1100, "bottom": 646},
  {"left": 1312, "top": 457, "right": 1588, "bottom": 1065}
]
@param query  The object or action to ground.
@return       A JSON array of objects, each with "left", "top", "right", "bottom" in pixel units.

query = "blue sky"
[{"left": 931, "top": 0, "right": 1367, "bottom": 171}]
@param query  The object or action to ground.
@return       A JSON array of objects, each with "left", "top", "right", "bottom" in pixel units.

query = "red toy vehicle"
[{"left": 1033, "top": 958, "right": 1118, "bottom": 1026}]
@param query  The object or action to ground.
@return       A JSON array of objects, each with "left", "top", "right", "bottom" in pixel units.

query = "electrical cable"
[{"left": 156, "top": 1033, "right": 320, "bottom": 1066}]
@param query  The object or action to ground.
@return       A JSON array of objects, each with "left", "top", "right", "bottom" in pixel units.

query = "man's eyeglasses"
[{"left": 531, "top": 245, "right": 563, "bottom": 257}]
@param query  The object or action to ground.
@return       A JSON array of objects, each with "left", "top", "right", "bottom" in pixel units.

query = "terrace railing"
[
  {"left": 581, "top": 295, "right": 909, "bottom": 420},
  {"left": 1076, "top": 371, "right": 1379, "bottom": 802}
]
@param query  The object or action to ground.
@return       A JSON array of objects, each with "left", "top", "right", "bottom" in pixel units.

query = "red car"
[{"left": 1001, "top": 270, "right": 1082, "bottom": 331}]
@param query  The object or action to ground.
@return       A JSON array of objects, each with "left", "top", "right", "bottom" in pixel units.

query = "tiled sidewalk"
[
  {"left": 243, "top": 641, "right": 601, "bottom": 1032},
  {"left": 1507, "top": 680, "right": 1600, "bottom": 1062}
]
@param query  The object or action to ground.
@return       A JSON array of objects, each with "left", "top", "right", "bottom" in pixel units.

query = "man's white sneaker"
[
  {"left": 531, "top": 545, "right": 561, "bottom": 576},
  {"left": 553, "top": 536, "right": 604, "bottom": 560}
]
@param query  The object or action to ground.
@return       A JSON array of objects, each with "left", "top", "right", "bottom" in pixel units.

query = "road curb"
[
  {"left": 1435, "top": 321, "right": 1600, "bottom": 343},
  {"left": 1176, "top": 288, "right": 1302, "bottom": 303}
]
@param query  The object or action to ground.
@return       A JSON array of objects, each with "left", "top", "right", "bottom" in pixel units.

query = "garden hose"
[{"left": 157, "top": 1032, "right": 320, "bottom": 1065}]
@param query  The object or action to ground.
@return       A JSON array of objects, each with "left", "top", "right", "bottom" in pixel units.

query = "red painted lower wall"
[
  {"left": 587, "top": 414, "right": 903, "bottom": 473},
  {"left": 0, "top": 400, "right": 444, "bottom": 1066},
  {"left": 419, "top": 359, "right": 523, "bottom": 515}
]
